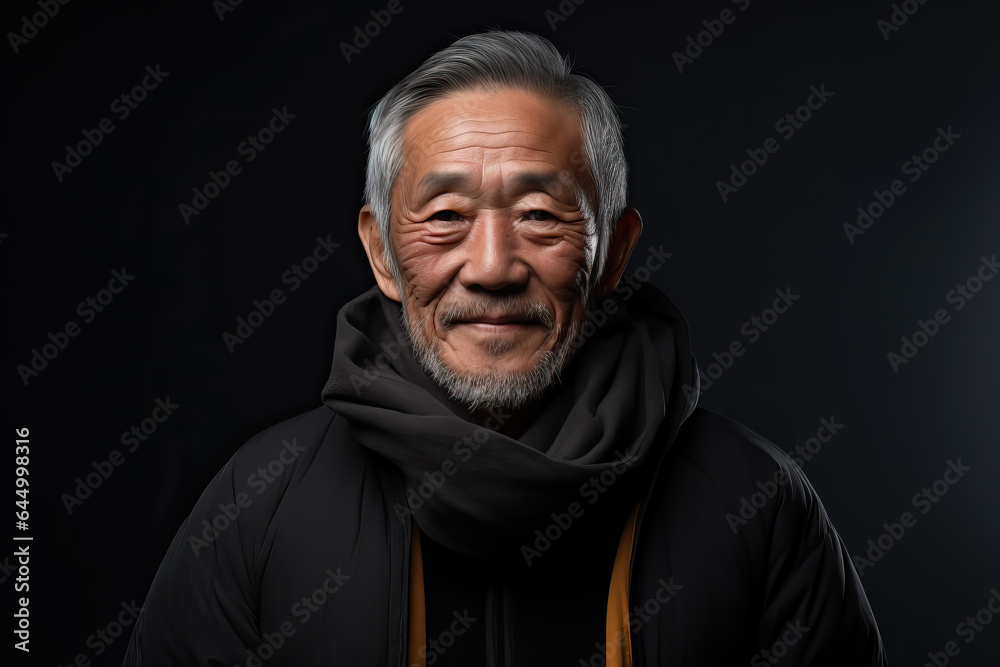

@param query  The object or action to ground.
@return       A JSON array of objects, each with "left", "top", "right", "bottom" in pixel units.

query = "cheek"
[
  {"left": 532, "top": 240, "right": 589, "bottom": 295},
  {"left": 394, "top": 233, "right": 445, "bottom": 269},
  {"left": 392, "top": 229, "right": 456, "bottom": 308},
  {"left": 528, "top": 222, "right": 590, "bottom": 264},
  {"left": 533, "top": 240, "right": 591, "bottom": 326}
]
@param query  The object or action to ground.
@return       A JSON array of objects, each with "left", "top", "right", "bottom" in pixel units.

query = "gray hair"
[{"left": 362, "top": 30, "right": 628, "bottom": 296}]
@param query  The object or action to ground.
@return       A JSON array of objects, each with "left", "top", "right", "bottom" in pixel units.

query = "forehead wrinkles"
[
  {"left": 417, "top": 125, "right": 564, "bottom": 158},
  {"left": 395, "top": 90, "right": 588, "bottom": 207},
  {"left": 403, "top": 92, "right": 580, "bottom": 153},
  {"left": 430, "top": 120, "right": 556, "bottom": 146}
]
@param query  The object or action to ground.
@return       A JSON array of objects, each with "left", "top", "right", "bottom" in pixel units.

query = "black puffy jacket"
[{"left": 124, "top": 281, "right": 888, "bottom": 666}]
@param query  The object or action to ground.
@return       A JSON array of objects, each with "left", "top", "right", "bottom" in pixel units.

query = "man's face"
[{"left": 384, "top": 87, "right": 595, "bottom": 410}]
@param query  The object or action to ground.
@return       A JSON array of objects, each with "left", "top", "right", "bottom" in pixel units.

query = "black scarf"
[{"left": 322, "top": 276, "right": 696, "bottom": 560}]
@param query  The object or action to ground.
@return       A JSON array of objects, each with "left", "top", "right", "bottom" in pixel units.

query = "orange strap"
[
  {"left": 408, "top": 527, "right": 426, "bottom": 667},
  {"left": 606, "top": 503, "right": 640, "bottom": 667},
  {"left": 407, "top": 503, "right": 640, "bottom": 667}
]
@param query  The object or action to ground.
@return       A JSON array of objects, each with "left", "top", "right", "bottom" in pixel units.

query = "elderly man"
[{"left": 125, "top": 31, "right": 887, "bottom": 666}]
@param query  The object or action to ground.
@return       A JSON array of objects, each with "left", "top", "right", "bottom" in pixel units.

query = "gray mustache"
[{"left": 440, "top": 299, "right": 555, "bottom": 330}]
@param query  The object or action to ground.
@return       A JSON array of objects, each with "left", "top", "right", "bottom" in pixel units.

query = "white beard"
[{"left": 399, "top": 295, "right": 587, "bottom": 413}]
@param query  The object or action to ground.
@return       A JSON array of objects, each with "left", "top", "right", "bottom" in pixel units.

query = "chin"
[
  {"left": 404, "top": 307, "right": 582, "bottom": 413},
  {"left": 416, "top": 343, "right": 564, "bottom": 412},
  {"left": 446, "top": 349, "right": 544, "bottom": 373}
]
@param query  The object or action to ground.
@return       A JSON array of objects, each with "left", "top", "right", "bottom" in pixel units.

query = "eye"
[
  {"left": 524, "top": 210, "right": 559, "bottom": 222},
  {"left": 429, "top": 210, "right": 463, "bottom": 223}
]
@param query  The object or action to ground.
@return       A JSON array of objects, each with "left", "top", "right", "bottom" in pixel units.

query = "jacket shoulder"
[
  {"left": 124, "top": 405, "right": 384, "bottom": 664},
  {"left": 666, "top": 407, "right": 802, "bottom": 492},
  {"left": 226, "top": 405, "right": 339, "bottom": 477},
  {"left": 656, "top": 406, "right": 836, "bottom": 550},
  {"left": 217, "top": 405, "right": 383, "bottom": 546},
  {"left": 633, "top": 407, "right": 886, "bottom": 666}
]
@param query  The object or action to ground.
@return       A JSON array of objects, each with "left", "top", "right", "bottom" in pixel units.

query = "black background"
[{"left": 4, "top": 0, "right": 999, "bottom": 665}]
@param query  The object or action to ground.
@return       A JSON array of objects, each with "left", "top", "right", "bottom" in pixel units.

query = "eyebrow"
[
  {"left": 417, "top": 171, "right": 472, "bottom": 197},
  {"left": 509, "top": 171, "right": 569, "bottom": 194}
]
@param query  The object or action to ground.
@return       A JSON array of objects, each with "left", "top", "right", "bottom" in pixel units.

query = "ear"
[
  {"left": 593, "top": 206, "right": 643, "bottom": 300},
  {"left": 358, "top": 204, "right": 402, "bottom": 302}
]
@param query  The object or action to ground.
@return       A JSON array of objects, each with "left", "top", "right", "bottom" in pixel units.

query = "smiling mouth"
[
  {"left": 445, "top": 315, "right": 547, "bottom": 338},
  {"left": 452, "top": 319, "right": 542, "bottom": 335},
  {"left": 457, "top": 316, "right": 538, "bottom": 326}
]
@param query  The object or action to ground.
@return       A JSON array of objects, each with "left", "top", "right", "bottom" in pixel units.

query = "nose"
[{"left": 456, "top": 211, "right": 530, "bottom": 293}]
